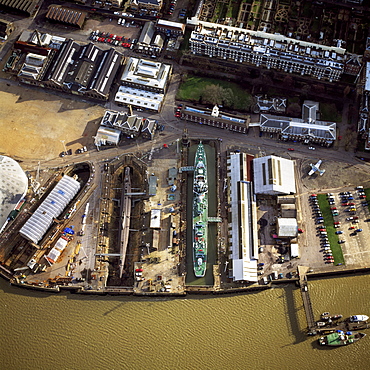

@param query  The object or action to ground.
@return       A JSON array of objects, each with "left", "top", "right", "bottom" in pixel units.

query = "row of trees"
[{"left": 199, "top": 84, "right": 253, "bottom": 111}]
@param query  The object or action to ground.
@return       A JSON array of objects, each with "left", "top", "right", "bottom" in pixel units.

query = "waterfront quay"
[{"left": 2, "top": 133, "right": 370, "bottom": 302}]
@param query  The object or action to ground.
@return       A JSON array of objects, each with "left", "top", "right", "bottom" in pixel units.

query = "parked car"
[
  {"left": 356, "top": 229, "right": 363, "bottom": 232},
  {"left": 287, "top": 148, "right": 295, "bottom": 151},
  {"left": 334, "top": 221, "right": 340, "bottom": 225},
  {"left": 308, "top": 147, "right": 315, "bottom": 150},
  {"left": 335, "top": 231, "right": 343, "bottom": 234},
  {"left": 338, "top": 240, "right": 345, "bottom": 244}
]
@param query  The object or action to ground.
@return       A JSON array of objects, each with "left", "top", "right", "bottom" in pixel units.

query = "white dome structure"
[{"left": 0, "top": 155, "right": 29, "bottom": 233}]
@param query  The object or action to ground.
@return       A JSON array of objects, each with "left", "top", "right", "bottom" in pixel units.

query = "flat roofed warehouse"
[
  {"left": 19, "top": 175, "right": 80, "bottom": 244},
  {"left": 253, "top": 155, "right": 296, "bottom": 195},
  {"left": 227, "top": 152, "right": 258, "bottom": 282},
  {"left": 42, "top": 39, "right": 123, "bottom": 100}
]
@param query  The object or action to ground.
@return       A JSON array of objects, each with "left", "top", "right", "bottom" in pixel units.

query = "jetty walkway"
[
  {"left": 298, "top": 265, "right": 370, "bottom": 335},
  {"left": 298, "top": 266, "right": 317, "bottom": 334}
]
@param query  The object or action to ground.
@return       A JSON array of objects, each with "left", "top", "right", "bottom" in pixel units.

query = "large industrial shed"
[
  {"left": 227, "top": 152, "right": 258, "bottom": 282},
  {"left": 19, "top": 175, "right": 80, "bottom": 244},
  {"left": 253, "top": 155, "right": 296, "bottom": 195},
  {"left": 0, "top": 155, "right": 28, "bottom": 234}
]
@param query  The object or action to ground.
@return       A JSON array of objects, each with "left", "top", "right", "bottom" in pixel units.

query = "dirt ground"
[
  {"left": 300, "top": 159, "right": 370, "bottom": 191},
  {"left": 0, "top": 83, "right": 104, "bottom": 161}
]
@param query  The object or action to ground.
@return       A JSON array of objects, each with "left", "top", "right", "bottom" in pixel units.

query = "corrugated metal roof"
[{"left": 19, "top": 175, "right": 80, "bottom": 244}]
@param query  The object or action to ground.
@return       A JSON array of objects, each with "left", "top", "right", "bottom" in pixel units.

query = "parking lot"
[{"left": 309, "top": 187, "right": 370, "bottom": 267}]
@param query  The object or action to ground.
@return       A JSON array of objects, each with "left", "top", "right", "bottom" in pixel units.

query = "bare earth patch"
[{"left": 0, "top": 83, "right": 104, "bottom": 161}]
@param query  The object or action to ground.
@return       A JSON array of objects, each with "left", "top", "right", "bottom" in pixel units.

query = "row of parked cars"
[
  {"left": 310, "top": 195, "right": 335, "bottom": 264},
  {"left": 89, "top": 30, "right": 135, "bottom": 48}
]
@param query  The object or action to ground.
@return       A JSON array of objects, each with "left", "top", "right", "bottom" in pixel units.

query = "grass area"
[
  {"left": 212, "top": 2, "right": 227, "bottom": 22},
  {"left": 320, "top": 102, "right": 342, "bottom": 123},
  {"left": 364, "top": 188, "right": 370, "bottom": 214},
  {"left": 227, "top": 0, "right": 241, "bottom": 19},
  {"left": 302, "top": 2, "right": 313, "bottom": 17},
  {"left": 176, "top": 75, "right": 253, "bottom": 111},
  {"left": 317, "top": 194, "right": 345, "bottom": 265}
]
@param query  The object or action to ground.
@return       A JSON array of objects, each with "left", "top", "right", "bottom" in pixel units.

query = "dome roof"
[{"left": 0, "top": 156, "right": 28, "bottom": 233}]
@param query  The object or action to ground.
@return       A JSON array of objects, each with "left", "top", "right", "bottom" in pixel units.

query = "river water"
[{"left": 1, "top": 274, "right": 369, "bottom": 370}]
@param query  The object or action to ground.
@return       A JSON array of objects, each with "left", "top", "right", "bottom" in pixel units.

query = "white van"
[{"left": 272, "top": 271, "right": 278, "bottom": 280}]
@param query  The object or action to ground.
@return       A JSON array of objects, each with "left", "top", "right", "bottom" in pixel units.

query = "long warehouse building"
[{"left": 19, "top": 175, "right": 80, "bottom": 244}]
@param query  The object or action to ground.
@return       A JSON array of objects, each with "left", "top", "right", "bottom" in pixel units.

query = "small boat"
[
  {"left": 321, "top": 312, "right": 330, "bottom": 317},
  {"left": 331, "top": 314, "right": 343, "bottom": 320},
  {"left": 350, "top": 315, "right": 369, "bottom": 322},
  {"left": 318, "top": 331, "right": 366, "bottom": 346}
]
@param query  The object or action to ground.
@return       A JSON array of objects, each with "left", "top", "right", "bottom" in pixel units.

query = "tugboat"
[
  {"left": 192, "top": 142, "right": 208, "bottom": 278},
  {"left": 319, "top": 331, "right": 366, "bottom": 346}
]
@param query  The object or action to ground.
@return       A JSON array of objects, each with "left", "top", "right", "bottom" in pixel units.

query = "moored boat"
[
  {"left": 192, "top": 143, "right": 208, "bottom": 278},
  {"left": 350, "top": 315, "right": 369, "bottom": 322},
  {"left": 330, "top": 314, "right": 343, "bottom": 320},
  {"left": 318, "top": 331, "right": 366, "bottom": 346}
]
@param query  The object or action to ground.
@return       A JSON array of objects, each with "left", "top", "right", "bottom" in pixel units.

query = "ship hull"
[
  {"left": 192, "top": 143, "right": 208, "bottom": 278},
  {"left": 318, "top": 332, "right": 366, "bottom": 346}
]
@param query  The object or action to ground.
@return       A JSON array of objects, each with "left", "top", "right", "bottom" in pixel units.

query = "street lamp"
[{"left": 60, "top": 140, "right": 67, "bottom": 153}]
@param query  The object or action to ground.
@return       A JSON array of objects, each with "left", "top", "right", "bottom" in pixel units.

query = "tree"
[
  {"left": 201, "top": 84, "right": 223, "bottom": 106},
  {"left": 287, "top": 102, "right": 301, "bottom": 117},
  {"left": 301, "top": 84, "right": 311, "bottom": 98},
  {"left": 221, "top": 88, "right": 235, "bottom": 108},
  {"left": 283, "top": 75, "right": 294, "bottom": 88},
  {"left": 343, "top": 85, "right": 351, "bottom": 97}
]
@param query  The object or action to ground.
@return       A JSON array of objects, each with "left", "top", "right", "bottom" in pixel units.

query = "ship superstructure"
[{"left": 193, "top": 143, "right": 208, "bottom": 278}]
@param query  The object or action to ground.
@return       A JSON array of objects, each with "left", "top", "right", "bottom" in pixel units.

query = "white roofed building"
[
  {"left": 253, "top": 155, "right": 296, "bottom": 195},
  {"left": 119, "top": 57, "right": 172, "bottom": 94},
  {"left": 45, "top": 236, "right": 69, "bottom": 265},
  {"left": 150, "top": 209, "right": 161, "bottom": 229},
  {"left": 277, "top": 218, "right": 298, "bottom": 238},
  {"left": 227, "top": 152, "right": 258, "bottom": 282},
  {"left": 0, "top": 156, "right": 28, "bottom": 234},
  {"left": 115, "top": 86, "right": 164, "bottom": 112},
  {"left": 115, "top": 57, "right": 171, "bottom": 112},
  {"left": 19, "top": 175, "right": 80, "bottom": 244},
  {"left": 155, "top": 19, "right": 185, "bottom": 37},
  {"left": 94, "top": 126, "right": 121, "bottom": 146}
]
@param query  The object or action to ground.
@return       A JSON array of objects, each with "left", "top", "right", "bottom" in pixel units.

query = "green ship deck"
[{"left": 192, "top": 143, "right": 208, "bottom": 278}]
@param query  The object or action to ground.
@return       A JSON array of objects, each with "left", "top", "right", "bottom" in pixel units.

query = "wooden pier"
[
  {"left": 298, "top": 266, "right": 317, "bottom": 334},
  {"left": 298, "top": 266, "right": 370, "bottom": 335}
]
